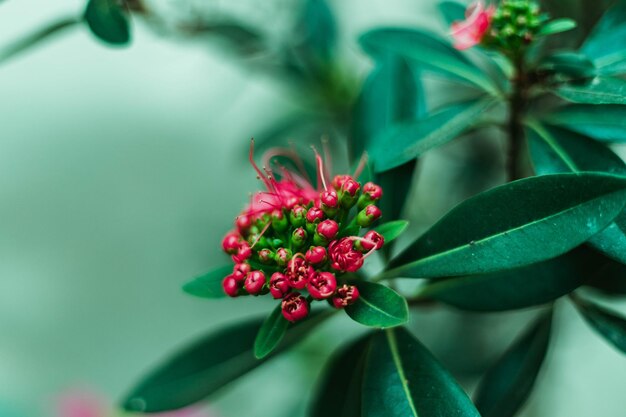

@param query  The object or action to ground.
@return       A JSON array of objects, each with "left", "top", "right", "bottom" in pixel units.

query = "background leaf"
[
  {"left": 362, "top": 328, "right": 480, "bottom": 417},
  {"left": 386, "top": 173, "right": 626, "bottom": 278},
  {"left": 345, "top": 281, "right": 408, "bottom": 328},
  {"left": 438, "top": 1, "right": 466, "bottom": 26},
  {"left": 375, "top": 220, "right": 409, "bottom": 244},
  {"left": 573, "top": 295, "right": 626, "bottom": 354},
  {"left": 474, "top": 310, "right": 553, "bottom": 417},
  {"left": 538, "top": 18, "right": 577, "bottom": 36},
  {"left": 84, "top": 0, "right": 131, "bottom": 45},
  {"left": 254, "top": 303, "right": 289, "bottom": 359},
  {"left": 581, "top": 0, "right": 626, "bottom": 74},
  {"left": 182, "top": 265, "right": 232, "bottom": 299},
  {"left": 543, "top": 104, "right": 626, "bottom": 142},
  {"left": 553, "top": 77, "right": 626, "bottom": 105}
]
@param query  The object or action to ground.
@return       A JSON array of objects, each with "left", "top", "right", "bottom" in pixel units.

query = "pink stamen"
[
  {"left": 353, "top": 152, "right": 369, "bottom": 180},
  {"left": 263, "top": 147, "right": 312, "bottom": 183},
  {"left": 290, "top": 253, "right": 306, "bottom": 274},
  {"left": 346, "top": 236, "right": 378, "bottom": 259},
  {"left": 312, "top": 146, "right": 328, "bottom": 191},
  {"left": 249, "top": 139, "right": 275, "bottom": 192},
  {"left": 250, "top": 221, "right": 272, "bottom": 249},
  {"left": 322, "top": 136, "right": 332, "bottom": 181}
]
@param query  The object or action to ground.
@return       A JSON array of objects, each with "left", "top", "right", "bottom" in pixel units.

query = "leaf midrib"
[
  {"left": 359, "top": 292, "right": 405, "bottom": 323},
  {"left": 386, "top": 329, "right": 419, "bottom": 417}
]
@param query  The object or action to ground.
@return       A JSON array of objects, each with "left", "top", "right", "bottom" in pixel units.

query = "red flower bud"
[
  {"left": 290, "top": 205, "right": 307, "bottom": 227},
  {"left": 232, "top": 263, "right": 251, "bottom": 281},
  {"left": 363, "top": 182, "right": 383, "bottom": 200},
  {"left": 362, "top": 230, "right": 385, "bottom": 251},
  {"left": 291, "top": 227, "right": 308, "bottom": 247},
  {"left": 244, "top": 270, "right": 266, "bottom": 295},
  {"left": 286, "top": 257, "right": 314, "bottom": 289},
  {"left": 321, "top": 190, "right": 339, "bottom": 208},
  {"left": 276, "top": 247, "right": 292, "bottom": 267},
  {"left": 317, "top": 219, "right": 339, "bottom": 240},
  {"left": 332, "top": 174, "right": 352, "bottom": 190},
  {"left": 305, "top": 246, "right": 327, "bottom": 264},
  {"left": 269, "top": 272, "right": 290, "bottom": 299},
  {"left": 306, "top": 207, "right": 325, "bottom": 223},
  {"left": 223, "top": 275, "right": 240, "bottom": 297},
  {"left": 341, "top": 179, "right": 360, "bottom": 197},
  {"left": 307, "top": 272, "right": 337, "bottom": 300},
  {"left": 357, "top": 205, "right": 382, "bottom": 227},
  {"left": 258, "top": 248, "right": 274, "bottom": 263},
  {"left": 236, "top": 215, "right": 251, "bottom": 232},
  {"left": 331, "top": 284, "right": 360, "bottom": 308},
  {"left": 281, "top": 292, "right": 309, "bottom": 322},
  {"left": 232, "top": 242, "right": 252, "bottom": 263},
  {"left": 222, "top": 232, "right": 240, "bottom": 254},
  {"left": 329, "top": 238, "right": 364, "bottom": 272}
]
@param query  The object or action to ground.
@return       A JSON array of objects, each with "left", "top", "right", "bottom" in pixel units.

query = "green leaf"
[
  {"left": 345, "top": 281, "right": 408, "bottom": 328},
  {"left": 538, "top": 52, "right": 596, "bottom": 80},
  {"left": 375, "top": 220, "right": 409, "bottom": 244},
  {"left": 122, "top": 313, "right": 327, "bottom": 412},
  {"left": 553, "top": 77, "right": 626, "bottom": 105},
  {"left": 370, "top": 97, "right": 499, "bottom": 173},
  {"left": 182, "top": 265, "right": 232, "bottom": 299},
  {"left": 438, "top": 1, "right": 466, "bottom": 26},
  {"left": 538, "top": 18, "right": 577, "bottom": 36},
  {"left": 84, "top": 0, "right": 131, "bottom": 45},
  {"left": 527, "top": 123, "right": 626, "bottom": 264},
  {"left": 359, "top": 28, "right": 497, "bottom": 93},
  {"left": 299, "top": 0, "right": 337, "bottom": 62},
  {"left": 573, "top": 295, "right": 626, "bottom": 354},
  {"left": 419, "top": 247, "right": 598, "bottom": 311},
  {"left": 543, "top": 104, "right": 626, "bottom": 142},
  {"left": 386, "top": 173, "right": 626, "bottom": 279},
  {"left": 363, "top": 328, "right": 481, "bottom": 417},
  {"left": 254, "top": 303, "right": 289, "bottom": 359},
  {"left": 309, "top": 335, "right": 371, "bottom": 417},
  {"left": 474, "top": 310, "right": 553, "bottom": 417},
  {"left": 586, "top": 257, "right": 626, "bottom": 296},
  {"left": 581, "top": 1, "right": 626, "bottom": 65}
]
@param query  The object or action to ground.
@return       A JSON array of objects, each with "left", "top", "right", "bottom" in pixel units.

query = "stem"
[{"left": 507, "top": 57, "right": 527, "bottom": 182}]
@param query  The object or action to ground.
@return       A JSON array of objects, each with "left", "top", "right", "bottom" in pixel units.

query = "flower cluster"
[
  {"left": 451, "top": 0, "right": 548, "bottom": 53},
  {"left": 221, "top": 142, "right": 385, "bottom": 322}
]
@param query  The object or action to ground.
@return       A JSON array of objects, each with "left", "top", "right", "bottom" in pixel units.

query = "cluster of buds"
[
  {"left": 451, "top": 0, "right": 548, "bottom": 53},
  {"left": 221, "top": 142, "right": 385, "bottom": 322}
]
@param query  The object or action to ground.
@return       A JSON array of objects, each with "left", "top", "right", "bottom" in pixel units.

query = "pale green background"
[{"left": 1, "top": 1, "right": 625, "bottom": 416}]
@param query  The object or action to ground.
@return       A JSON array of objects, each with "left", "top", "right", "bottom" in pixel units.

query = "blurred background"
[{"left": 1, "top": 1, "right": 625, "bottom": 416}]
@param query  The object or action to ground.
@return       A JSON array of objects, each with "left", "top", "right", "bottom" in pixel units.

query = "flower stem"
[{"left": 507, "top": 57, "right": 527, "bottom": 182}]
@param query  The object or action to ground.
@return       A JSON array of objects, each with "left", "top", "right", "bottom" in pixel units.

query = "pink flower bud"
[
  {"left": 332, "top": 175, "right": 352, "bottom": 190},
  {"left": 362, "top": 230, "right": 385, "bottom": 251},
  {"left": 292, "top": 227, "right": 308, "bottom": 247},
  {"left": 269, "top": 272, "right": 290, "bottom": 299},
  {"left": 321, "top": 190, "right": 339, "bottom": 208},
  {"left": 223, "top": 275, "right": 240, "bottom": 297},
  {"left": 363, "top": 182, "right": 383, "bottom": 200},
  {"left": 317, "top": 219, "right": 339, "bottom": 240},
  {"left": 331, "top": 284, "right": 360, "bottom": 308},
  {"left": 232, "top": 263, "right": 251, "bottom": 281},
  {"left": 232, "top": 242, "right": 252, "bottom": 263},
  {"left": 357, "top": 205, "right": 382, "bottom": 227},
  {"left": 306, "top": 207, "right": 325, "bottom": 223},
  {"left": 276, "top": 247, "right": 292, "bottom": 267},
  {"left": 450, "top": 1, "right": 495, "bottom": 50},
  {"left": 307, "top": 272, "right": 337, "bottom": 300},
  {"left": 286, "top": 257, "right": 314, "bottom": 289},
  {"left": 222, "top": 232, "right": 240, "bottom": 254},
  {"left": 258, "top": 248, "right": 274, "bottom": 263},
  {"left": 244, "top": 270, "right": 266, "bottom": 295},
  {"left": 281, "top": 292, "right": 309, "bottom": 322},
  {"left": 329, "top": 238, "right": 364, "bottom": 272},
  {"left": 290, "top": 205, "right": 307, "bottom": 227},
  {"left": 341, "top": 179, "right": 360, "bottom": 197},
  {"left": 236, "top": 215, "right": 252, "bottom": 232},
  {"left": 305, "top": 246, "right": 327, "bottom": 264}
]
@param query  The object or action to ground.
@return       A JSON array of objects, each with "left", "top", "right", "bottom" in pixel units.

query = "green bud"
[
  {"left": 291, "top": 228, "right": 308, "bottom": 248},
  {"left": 272, "top": 211, "right": 289, "bottom": 233}
]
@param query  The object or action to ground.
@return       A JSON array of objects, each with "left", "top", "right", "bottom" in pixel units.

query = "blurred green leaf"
[
  {"left": 345, "top": 281, "right": 408, "bottom": 328},
  {"left": 84, "top": 0, "right": 130, "bottom": 45},
  {"left": 299, "top": 0, "right": 337, "bottom": 63},
  {"left": 586, "top": 257, "right": 626, "bottom": 296},
  {"left": 370, "top": 97, "right": 499, "bottom": 173},
  {"left": 538, "top": 52, "right": 596, "bottom": 80},
  {"left": 527, "top": 123, "right": 626, "bottom": 264},
  {"left": 359, "top": 28, "right": 498, "bottom": 93},
  {"left": 543, "top": 104, "right": 626, "bottom": 142},
  {"left": 474, "top": 310, "right": 552, "bottom": 417},
  {"left": 438, "top": 1, "right": 466, "bottom": 26},
  {"left": 254, "top": 303, "right": 289, "bottom": 359},
  {"left": 539, "top": 18, "right": 577, "bottom": 36},
  {"left": 182, "top": 265, "right": 231, "bottom": 299},
  {"left": 553, "top": 77, "right": 626, "bottom": 105},
  {"left": 581, "top": 0, "right": 626, "bottom": 71},
  {"left": 122, "top": 313, "right": 327, "bottom": 412},
  {"left": 375, "top": 220, "right": 409, "bottom": 244},
  {"left": 573, "top": 295, "right": 626, "bottom": 354},
  {"left": 363, "top": 328, "right": 480, "bottom": 417},
  {"left": 309, "top": 335, "right": 371, "bottom": 417},
  {"left": 419, "top": 247, "right": 598, "bottom": 311},
  {"left": 386, "top": 173, "right": 626, "bottom": 279}
]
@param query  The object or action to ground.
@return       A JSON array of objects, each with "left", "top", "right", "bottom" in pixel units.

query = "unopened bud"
[
  {"left": 244, "top": 270, "right": 266, "bottom": 295},
  {"left": 317, "top": 219, "right": 339, "bottom": 241},
  {"left": 223, "top": 275, "right": 240, "bottom": 297},
  {"left": 307, "top": 272, "right": 337, "bottom": 300},
  {"left": 232, "top": 242, "right": 252, "bottom": 263},
  {"left": 222, "top": 232, "right": 240, "bottom": 254},
  {"left": 269, "top": 272, "right": 290, "bottom": 299},
  {"left": 281, "top": 292, "right": 309, "bottom": 322},
  {"left": 276, "top": 248, "right": 293, "bottom": 267},
  {"left": 361, "top": 230, "right": 385, "bottom": 251},
  {"left": 232, "top": 263, "right": 251, "bottom": 281},
  {"left": 271, "top": 210, "right": 288, "bottom": 233},
  {"left": 305, "top": 246, "right": 327, "bottom": 264},
  {"left": 258, "top": 248, "right": 274, "bottom": 264},
  {"left": 290, "top": 205, "right": 307, "bottom": 228},
  {"left": 357, "top": 205, "right": 382, "bottom": 227},
  {"left": 291, "top": 227, "right": 308, "bottom": 248}
]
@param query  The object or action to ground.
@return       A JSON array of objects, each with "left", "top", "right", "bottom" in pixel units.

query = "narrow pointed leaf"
[
  {"left": 254, "top": 304, "right": 289, "bottom": 359},
  {"left": 375, "top": 220, "right": 409, "bottom": 244},
  {"left": 386, "top": 173, "right": 626, "bottom": 279},
  {"left": 345, "top": 281, "right": 408, "bottom": 328},
  {"left": 419, "top": 247, "right": 600, "bottom": 311},
  {"left": 581, "top": 1, "right": 626, "bottom": 64},
  {"left": 85, "top": 0, "right": 130, "bottom": 45},
  {"left": 543, "top": 104, "right": 626, "bottom": 142},
  {"left": 309, "top": 335, "right": 371, "bottom": 417},
  {"left": 182, "top": 265, "right": 231, "bottom": 299},
  {"left": 538, "top": 18, "right": 577, "bottom": 36},
  {"left": 554, "top": 77, "right": 626, "bottom": 105},
  {"left": 574, "top": 296, "right": 626, "bottom": 354},
  {"left": 363, "top": 328, "right": 481, "bottom": 417},
  {"left": 371, "top": 97, "right": 499, "bottom": 173},
  {"left": 475, "top": 311, "right": 553, "bottom": 417}
]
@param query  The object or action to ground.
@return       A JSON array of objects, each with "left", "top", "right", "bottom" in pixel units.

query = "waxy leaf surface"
[{"left": 345, "top": 281, "right": 408, "bottom": 328}]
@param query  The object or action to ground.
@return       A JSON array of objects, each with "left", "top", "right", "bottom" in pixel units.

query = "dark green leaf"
[
  {"left": 586, "top": 257, "right": 626, "bottom": 296},
  {"left": 543, "top": 104, "right": 626, "bottom": 143},
  {"left": 538, "top": 18, "right": 577, "bottom": 36},
  {"left": 375, "top": 220, "right": 409, "bottom": 244},
  {"left": 122, "top": 313, "right": 327, "bottom": 412},
  {"left": 376, "top": 161, "right": 417, "bottom": 223},
  {"left": 84, "top": 0, "right": 130, "bottom": 45},
  {"left": 309, "top": 335, "right": 371, "bottom": 417},
  {"left": 370, "top": 97, "right": 499, "bottom": 173},
  {"left": 438, "top": 1, "right": 466, "bottom": 26},
  {"left": 475, "top": 311, "right": 553, "bottom": 417},
  {"left": 573, "top": 295, "right": 626, "bottom": 354},
  {"left": 554, "top": 77, "right": 626, "bottom": 105},
  {"left": 386, "top": 173, "right": 626, "bottom": 279},
  {"left": 182, "top": 265, "right": 231, "bottom": 299},
  {"left": 345, "top": 281, "right": 408, "bottom": 328},
  {"left": 419, "top": 247, "right": 599, "bottom": 311},
  {"left": 538, "top": 52, "right": 596, "bottom": 80},
  {"left": 581, "top": 1, "right": 626, "bottom": 65},
  {"left": 359, "top": 28, "right": 497, "bottom": 93},
  {"left": 363, "top": 328, "right": 480, "bottom": 417},
  {"left": 254, "top": 303, "right": 289, "bottom": 359},
  {"left": 298, "top": 0, "right": 337, "bottom": 63}
]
